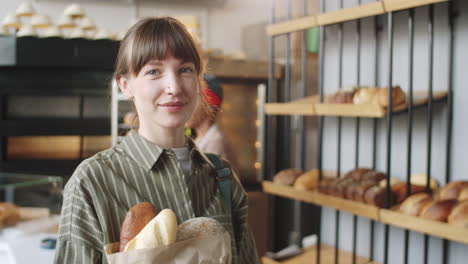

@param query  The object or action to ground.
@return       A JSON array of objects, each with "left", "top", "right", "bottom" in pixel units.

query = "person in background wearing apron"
[{"left": 186, "top": 74, "right": 238, "bottom": 169}]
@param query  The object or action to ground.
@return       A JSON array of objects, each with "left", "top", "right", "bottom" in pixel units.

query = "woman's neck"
[{"left": 138, "top": 123, "right": 186, "bottom": 148}]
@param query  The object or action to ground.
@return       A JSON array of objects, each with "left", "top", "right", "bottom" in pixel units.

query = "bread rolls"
[
  {"left": 273, "top": 168, "right": 303, "bottom": 186},
  {"left": 448, "top": 200, "right": 468, "bottom": 228},
  {"left": 364, "top": 186, "right": 395, "bottom": 208},
  {"left": 458, "top": 186, "right": 468, "bottom": 201},
  {"left": 123, "top": 209, "right": 178, "bottom": 252},
  {"left": 327, "top": 89, "right": 355, "bottom": 104},
  {"left": 353, "top": 87, "right": 379, "bottom": 105},
  {"left": 391, "top": 182, "right": 427, "bottom": 204},
  {"left": 119, "top": 202, "right": 158, "bottom": 252},
  {"left": 420, "top": 200, "right": 458, "bottom": 222},
  {"left": 399, "top": 193, "right": 433, "bottom": 216},
  {"left": 410, "top": 173, "right": 439, "bottom": 190},
  {"left": 439, "top": 181, "right": 468, "bottom": 200},
  {"left": 0, "top": 202, "right": 20, "bottom": 227},
  {"left": 377, "top": 86, "right": 406, "bottom": 107},
  {"left": 176, "top": 217, "right": 225, "bottom": 242},
  {"left": 293, "top": 169, "right": 319, "bottom": 190}
]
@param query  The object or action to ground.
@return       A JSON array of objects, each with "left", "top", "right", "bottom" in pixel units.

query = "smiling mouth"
[{"left": 159, "top": 102, "right": 186, "bottom": 112}]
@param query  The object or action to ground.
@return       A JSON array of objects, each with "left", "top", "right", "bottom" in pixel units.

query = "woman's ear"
[{"left": 116, "top": 75, "right": 133, "bottom": 99}]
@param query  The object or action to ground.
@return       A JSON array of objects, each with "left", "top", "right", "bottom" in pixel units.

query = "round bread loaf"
[
  {"left": 293, "top": 169, "right": 319, "bottom": 191},
  {"left": 0, "top": 202, "right": 20, "bottom": 226},
  {"left": 273, "top": 168, "right": 303, "bottom": 186},
  {"left": 439, "top": 181, "right": 468, "bottom": 201},
  {"left": 448, "top": 200, "right": 468, "bottom": 228},
  {"left": 420, "top": 199, "right": 458, "bottom": 222},
  {"left": 176, "top": 217, "right": 225, "bottom": 242},
  {"left": 410, "top": 173, "right": 439, "bottom": 190},
  {"left": 399, "top": 193, "right": 433, "bottom": 216},
  {"left": 377, "top": 86, "right": 406, "bottom": 107},
  {"left": 458, "top": 186, "right": 468, "bottom": 201},
  {"left": 391, "top": 182, "right": 427, "bottom": 204},
  {"left": 119, "top": 202, "right": 158, "bottom": 252}
]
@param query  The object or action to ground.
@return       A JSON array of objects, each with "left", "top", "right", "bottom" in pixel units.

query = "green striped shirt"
[{"left": 54, "top": 130, "right": 259, "bottom": 264}]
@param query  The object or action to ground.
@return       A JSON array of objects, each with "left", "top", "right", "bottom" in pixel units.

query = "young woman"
[{"left": 54, "top": 17, "right": 259, "bottom": 264}]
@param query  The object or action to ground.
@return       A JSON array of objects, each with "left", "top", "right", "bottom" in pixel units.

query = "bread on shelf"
[
  {"left": 399, "top": 193, "right": 433, "bottom": 216},
  {"left": 293, "top": 169, "right": 319, "bottom": 190},
  {"left": 391, "top": 182, "right": 427, "bottom": 204},
  {"left": 410, "top": 173, "right": 440, "bottom": 190},
  {"left": 438, "top": 181, "right": 468, "bottom": 200},
  {"left": 317, "top": 177, "right": 337, "bottom": 195},
  {"left": 458, "top": 186, "right": 468, "bottom": 201},
  {"left": 420, "top": 199, "right": 458, "bottom": 222},
  {"left": 379, "top": 177, "right": 401, "bottom": 188},
  {"left": 376, "top": 86, "right": 406, "bottom": 107},
  {"left": 0, "top": 202, "right": 20, "bottom": 227},
  {"left": 448, "top": 200, "right": 468, "bottom": 228},
  {"left": 273, "top": 168, "right": 303, "bottom": 186},
  {"left": 353, "top": 87, "right": 380, "bottom": 105},
  {"left": 364, "top": 185, "right": 396, "bottom": 208},
  {"left": 326, "top": 89, "right": 356, "bottom": 104}
]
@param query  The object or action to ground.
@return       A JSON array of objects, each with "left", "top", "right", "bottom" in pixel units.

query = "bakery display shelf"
[
  {"left": 379, "top": 209, "right": 468, "bottom": 245},
  {"left": 266, "top": 0, "right": 447, "bottom": 36},
  {"left": 261, "top": 244, "right": 377, "bottom": 264},
  {"left": 264, "top": 96, "right": 318, "bottom": 116},
  {"left": 264, "top": 91, "right": 447, "bottom": 118},
  {"left": 262, "top": 181, "right": 380, "bottom": 221}
]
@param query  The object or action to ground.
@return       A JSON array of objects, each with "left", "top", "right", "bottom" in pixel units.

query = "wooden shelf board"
[
  {"left": 262, "top": 181, "right": 380, "bottom": 220},
  {"left": 261, "top": 244, "right": 376, "bottom": 264},
  {"left": 262, "top": 181, "right": 317, "bottom": 204},
  {"left": 266, "top": 16, "right": 317, "bottom": 36},
  {"left": 317, "top": 2, "right": 385, "bottom": 26},
  {"left": 264, "top": 91, "right": 448, "bottom": 117},
  {"left": 265, "top": 0, "right": 446, "bottom": 36},
  {"left": 313, "top": 191, "right": 380, "bottom": 220},
  {"left": 380, "top": 209, "right": 468, "bottom": 245},
  {"left": 264, "top": 96, "right": 318, "bottom": 116},
  {"left": 383, "top": 0, "right": 448, "bottom": 13}
]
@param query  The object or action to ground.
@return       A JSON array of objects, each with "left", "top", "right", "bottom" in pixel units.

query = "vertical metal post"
[
  {"left": 352, "top": 1, "right": 362, "bottom": 263},
  {"left": 369, "top": 14, "right": 380, "bottom": 262},
  {"left": 335, "top": 1, "right": 344, "bottom": 263},
  {"left": 424, "top": 5, "right": 435, "bottom": 264},
  {"left": 443, "top": 1, "right": 456, "bottom": 263},
  {"left": 266, "top": 0, "right": 277, "bottom": 252},
  {"left": 404, "top": 8, "right": 415, "bottom": 264},
  {"left": 317, "top": 0, "right": 326, "bottom": 262},
  {"left": 383, "top": 11, "right": 394, "bottom": 264}
]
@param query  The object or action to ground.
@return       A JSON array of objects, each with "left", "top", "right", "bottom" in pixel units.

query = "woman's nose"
[{"left": 164, "top": 73, "right": 181, "bottom": 95}]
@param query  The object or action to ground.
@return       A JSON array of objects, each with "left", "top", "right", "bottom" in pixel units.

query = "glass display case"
[{"left": 0, "top": 173, "right": 63, "bottom": 214}]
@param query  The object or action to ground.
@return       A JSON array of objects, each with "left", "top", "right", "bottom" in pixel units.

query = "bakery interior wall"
[{"left": 317, "top": 0, "right": 467, "bottom": 263}]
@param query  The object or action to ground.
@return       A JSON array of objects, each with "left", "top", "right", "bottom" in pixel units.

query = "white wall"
[
  {"left": 1, "top": 0, "right": 277, "bottom": 55},
  {"left": 317, "top": 0, "right": 468, "bottom": 263}
]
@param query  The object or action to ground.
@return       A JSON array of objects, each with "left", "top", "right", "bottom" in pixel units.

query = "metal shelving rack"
[{"left": 261, "top": 0, "right": 462, "bottom": 263}]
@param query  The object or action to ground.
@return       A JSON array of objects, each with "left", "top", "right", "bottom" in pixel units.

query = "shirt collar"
[{"left": 119, "top": 130, "right": 213, "bottom": 171}]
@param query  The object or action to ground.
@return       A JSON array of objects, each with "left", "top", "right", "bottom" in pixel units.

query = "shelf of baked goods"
[
  {"left": 266, "top": 0, "right": 447, "bottom": 36},
  {"left": 263, "top": 168, "right": 468, "bottom": 245},
  {"left": 264, "top": 87, "right": 448, "bottom": 118},
  {"left": 261, "top": 244, "right": 376, "bottom": 264}
]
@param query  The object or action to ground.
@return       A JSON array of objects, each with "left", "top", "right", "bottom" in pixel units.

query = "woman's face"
[{"left": 119, "top": 55, "right": 199, "bottom": 131}]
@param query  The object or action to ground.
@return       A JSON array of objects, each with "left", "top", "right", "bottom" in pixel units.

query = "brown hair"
[{"left": 115, "top": 17, "right": 204, "bottom": 78}]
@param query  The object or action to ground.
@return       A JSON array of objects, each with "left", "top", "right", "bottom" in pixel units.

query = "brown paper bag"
[{"left": 104, "top": 231, "right": 231, "bottom": 264}]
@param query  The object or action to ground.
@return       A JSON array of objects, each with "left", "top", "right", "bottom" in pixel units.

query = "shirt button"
[{"left": 115, "top": 147, "right": 123, "bottom": 153}]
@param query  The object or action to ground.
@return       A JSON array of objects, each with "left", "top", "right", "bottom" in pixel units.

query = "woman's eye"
[
  {"left": 180, "top": 67, "right": 194, "bottom": 74},
  {"left": 146, "top": 69, "right": 159, "bottom": 76}
]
